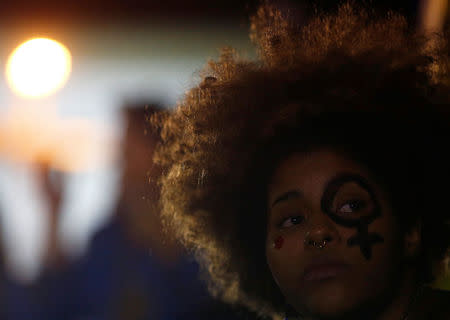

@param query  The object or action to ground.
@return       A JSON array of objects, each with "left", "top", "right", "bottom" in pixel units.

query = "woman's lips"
[{"left": 302, "top": 262, "right": 349, "bottom": 282}]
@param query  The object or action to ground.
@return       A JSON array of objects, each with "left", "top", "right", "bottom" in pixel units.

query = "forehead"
[{"left": 268, "top": 149, "right": 373, "bottom": 197}]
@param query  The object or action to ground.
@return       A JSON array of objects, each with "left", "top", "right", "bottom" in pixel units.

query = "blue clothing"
[
  {"left": 1, "top": 275, "right": 38, "bottom": 320},
  {"left": 33, "top": 215, "right": 257, "bottom": 320}
]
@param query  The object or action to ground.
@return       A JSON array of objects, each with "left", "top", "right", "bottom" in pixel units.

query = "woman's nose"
[{"left": 303, "top": 215, "right": 340, "bottom": 250}]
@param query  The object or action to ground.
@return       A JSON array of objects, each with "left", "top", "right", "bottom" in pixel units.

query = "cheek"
[
  {"left": 266, "top": 231, "right": 306, "bottom": 291},
  {"left": 274, "top": 236, "right": 284, "bottom": 249},
  {"left": 366, "top": 212, "right": 400, "bottom": 251},
  {"left": 339, "top": 215, "right": 403, "bottom": 292},
  {"left": 369, "top": 216, "right": 403, "bottom": 270}
]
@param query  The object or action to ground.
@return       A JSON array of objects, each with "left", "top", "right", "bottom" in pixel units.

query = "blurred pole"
[
  {"left": 37, "top": 164, "right": 66, "bottom": 270},
  {"left": 418, "top": 0, "right": 448, "bottom": 32}
]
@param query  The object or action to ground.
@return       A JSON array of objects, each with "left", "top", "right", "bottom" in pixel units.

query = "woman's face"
[{"left": 266, "top": 149, "right": 406, "bottom": 319}]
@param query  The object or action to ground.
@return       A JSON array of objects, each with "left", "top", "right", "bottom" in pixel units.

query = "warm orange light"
[
  {"left": 5, "top": 38, "right": 72, "bottom": 98},
  {"left": 0, "top": 107, "right": 115, "bottom": 172}
]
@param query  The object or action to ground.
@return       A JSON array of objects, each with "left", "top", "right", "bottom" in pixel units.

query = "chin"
[{"left": 297, "top": 282, "right": 361, "bottom": 319}]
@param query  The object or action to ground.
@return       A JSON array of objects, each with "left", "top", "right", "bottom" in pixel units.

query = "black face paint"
[{"left": 321, "top": 173, "right": 384, "bottom": 260}]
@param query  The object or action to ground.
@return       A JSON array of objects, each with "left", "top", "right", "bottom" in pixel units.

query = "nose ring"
[{"left": 304, "top": 231, "right": 329, "bottom": 249}]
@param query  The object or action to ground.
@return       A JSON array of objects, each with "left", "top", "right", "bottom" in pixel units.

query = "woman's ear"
[{"left": 404, "top": 220, "right": 422, "bottom": 259}]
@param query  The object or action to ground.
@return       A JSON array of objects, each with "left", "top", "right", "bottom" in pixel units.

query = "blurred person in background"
[{"left": 32, "top": 103, "right": 259, "bottom": 320}]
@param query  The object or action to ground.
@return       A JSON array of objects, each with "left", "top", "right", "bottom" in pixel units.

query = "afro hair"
[{"left": 152, "top": 2, "right": 450, "bottom": 319}]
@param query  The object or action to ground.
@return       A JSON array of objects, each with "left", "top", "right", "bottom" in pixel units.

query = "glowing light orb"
[{"left": 6, "top": 38, "right": 72, "bottom": 98}]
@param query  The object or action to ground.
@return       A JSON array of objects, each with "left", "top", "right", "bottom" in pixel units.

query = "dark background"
[{"left": 0, "top": 0, "right": 420, "bottom": 24}]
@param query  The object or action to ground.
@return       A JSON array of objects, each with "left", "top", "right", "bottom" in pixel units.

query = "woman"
[{"left": 152, "top": 2, "right": 450, "bottom": 320}]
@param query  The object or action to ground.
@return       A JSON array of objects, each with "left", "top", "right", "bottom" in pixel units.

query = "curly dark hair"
[{"left": 152, "top": 2, "right": 450, "bottom": 319}]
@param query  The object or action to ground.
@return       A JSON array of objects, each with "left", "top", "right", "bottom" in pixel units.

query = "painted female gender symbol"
[{"left": 321, "top": 173, "right": 384, "bottom": 260}]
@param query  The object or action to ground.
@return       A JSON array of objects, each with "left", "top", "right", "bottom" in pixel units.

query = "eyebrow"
[{"left": 271, "top": 190, "right": 303, "bottom": 208}]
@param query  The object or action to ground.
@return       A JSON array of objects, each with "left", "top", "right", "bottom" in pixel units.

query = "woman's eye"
[
  {"left": 338, "top": 200, "right": 366, "bottom": 214},
  {"left": 279, "top": 216, "right": 304, "bottom": 228}
]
